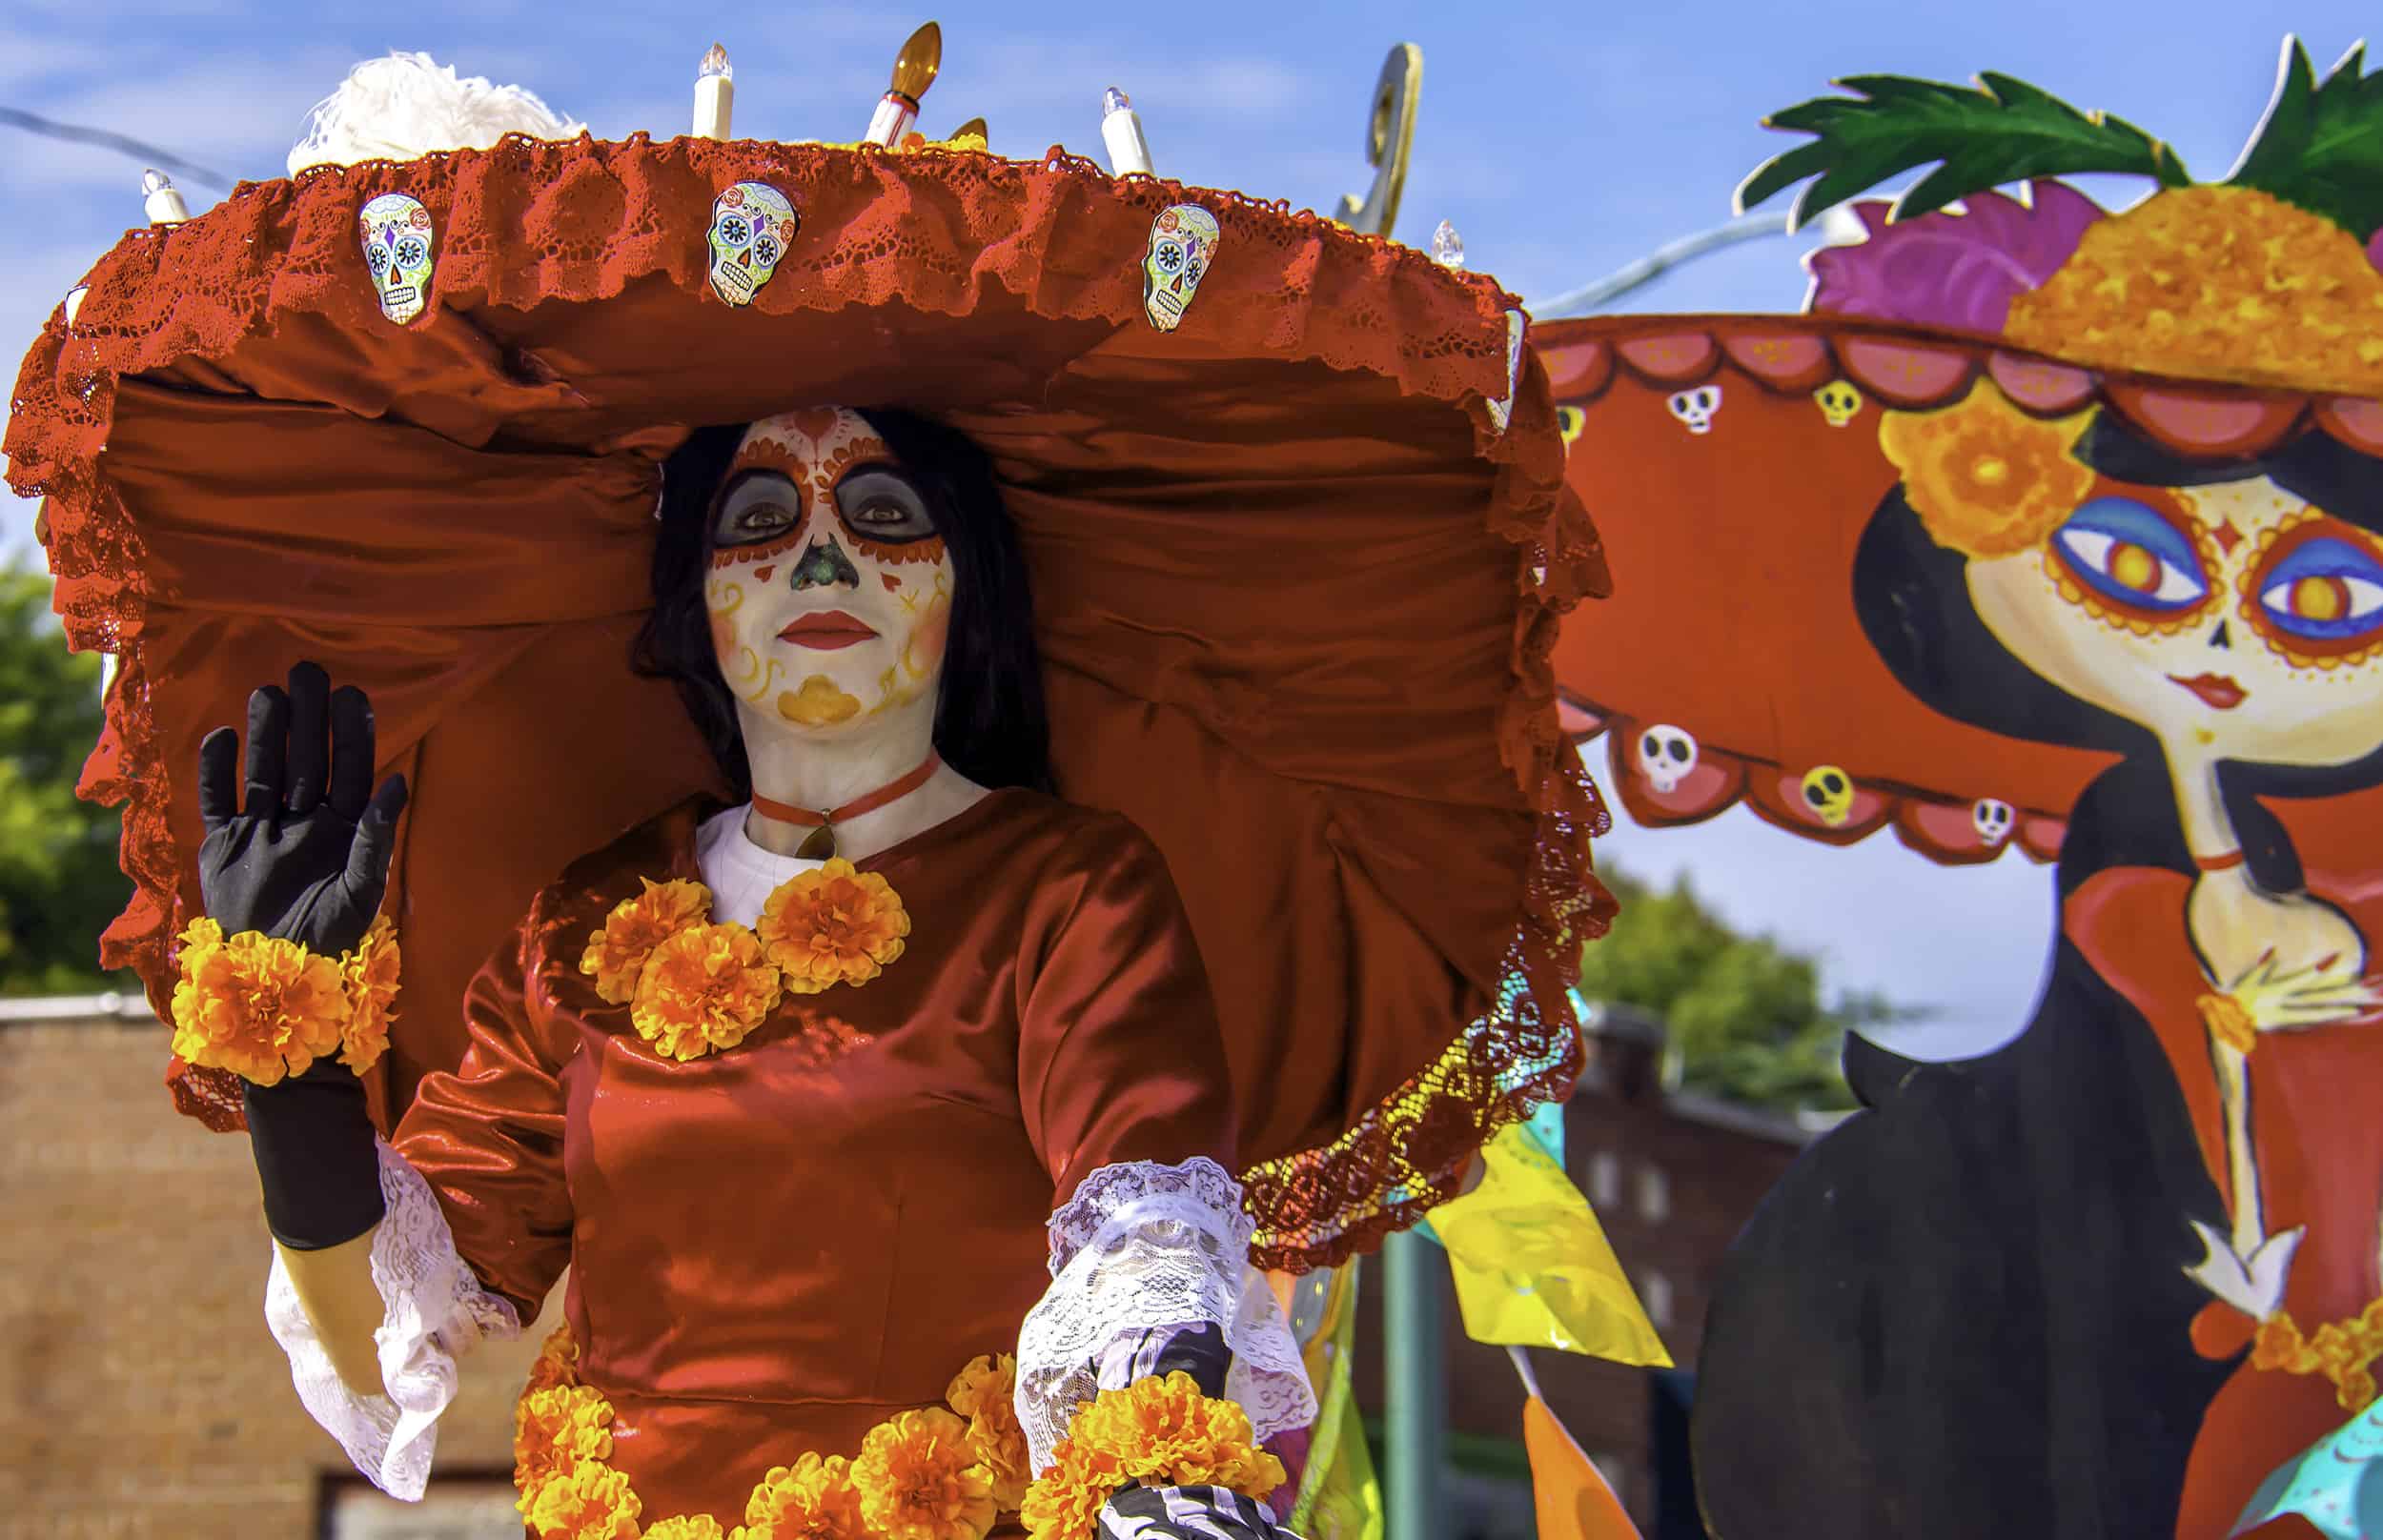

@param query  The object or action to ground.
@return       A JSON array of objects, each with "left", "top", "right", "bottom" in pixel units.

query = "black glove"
[{"left": 197, "top": 661, "right": 408, "bottom": 1250}]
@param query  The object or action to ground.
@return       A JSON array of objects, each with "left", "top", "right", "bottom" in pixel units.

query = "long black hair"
[
  {"left": 634, "top": 409, "right": 1053, "bottom": 800},
  {"left": 1852, "top": 407, "right": 2383, "bottom": 894}
]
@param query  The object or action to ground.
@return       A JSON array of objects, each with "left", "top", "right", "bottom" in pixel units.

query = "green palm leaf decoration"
[
  {"left": 2229, "top": 39, "right": 2383, "bottom": 239},
  {"left": 1737, "top": 71, "right": 2191, "bottom": 230}
]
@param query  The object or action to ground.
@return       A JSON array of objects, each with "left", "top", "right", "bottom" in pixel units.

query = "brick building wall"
[{"left": 3, "top": 1003, "right": 553, "bottom": 1540}]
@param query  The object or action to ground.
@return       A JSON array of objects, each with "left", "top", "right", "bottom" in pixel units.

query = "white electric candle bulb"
[
  {"left": 141, "top": 169, "right": 189, "bottom": 226},
  {"left": 1099, "top": 86, "right": 1153, "bottom": 177},
  {"left": 694, "top": 43, "right": 734, "bottom": 139},
  {"left": 864, "top": 22, "right": 940, "bottom": 147}
]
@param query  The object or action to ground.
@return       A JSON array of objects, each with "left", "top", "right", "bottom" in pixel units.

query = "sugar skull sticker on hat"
[
  {"left": 1143, "top": 204, "right": 1220, "bottom": 332},
  {"left": 357, "top": 193, "right": 435, "bottom": 326},
  {"left": 707, "top": 182, "right": 801, "bottom": 308}
]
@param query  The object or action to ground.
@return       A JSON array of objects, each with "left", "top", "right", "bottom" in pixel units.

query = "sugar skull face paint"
[{"left": 705, "top": 409, "right": 956, "bottom": 738}]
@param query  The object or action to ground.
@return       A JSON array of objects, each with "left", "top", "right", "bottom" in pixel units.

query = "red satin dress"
[
  {"left": 2068, "top": 869, "right": 2383, "bottom": 1539},
  {"left": 394, "top": 789, "right": 1238, "bottom": 1524}
]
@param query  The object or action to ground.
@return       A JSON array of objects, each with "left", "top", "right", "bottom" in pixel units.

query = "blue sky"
[{"left": 2, "top": 0, "right": 2374, "bottom": 1053}]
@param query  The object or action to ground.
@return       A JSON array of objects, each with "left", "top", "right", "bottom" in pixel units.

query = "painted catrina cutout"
[
  {"left": 1143, "top": 204, "right": 1220, "bottom": 332},
  {"left": 706, "top": 182, "right": 801, "bottom": 308},
  {"left": 1653, "top": 40, "right": 2383, "bottom": 1540},
  {"left": 357, "top": 192, "right": 435, "bottom": 325}
]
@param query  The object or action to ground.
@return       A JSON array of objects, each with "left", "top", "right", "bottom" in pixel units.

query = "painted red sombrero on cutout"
[{"left": 1547, "top": 38, "right": 2383, "bottom": 881}]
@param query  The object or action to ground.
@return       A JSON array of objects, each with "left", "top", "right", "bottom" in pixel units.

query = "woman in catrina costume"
[
  {"left": 1675, "top": 39, "right": 2383, "bottom": 1540},
  {"left": 4, "top": 47, "right": 1613, "bottom": 1540}
]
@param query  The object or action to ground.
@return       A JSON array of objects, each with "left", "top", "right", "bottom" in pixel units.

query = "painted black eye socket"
[
  {"left": 834, "top": 468, "right": 938, "bottom": 543},
  {"left": 711, "top": 472, "right": 803, "bottom": 548}
]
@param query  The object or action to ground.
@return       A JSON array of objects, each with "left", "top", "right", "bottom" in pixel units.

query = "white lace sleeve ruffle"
[
  {"left": 1014, "top": 1157, "right": 1317, "bottom": 1475},
  {"left": 263, "top": 1137, "right": 521, "bottom": 1501}
]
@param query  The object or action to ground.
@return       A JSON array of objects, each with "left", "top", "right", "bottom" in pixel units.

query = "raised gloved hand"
[
  {"left": 197, "top": 661, "right": 407, "bottom": 954},
  {"left": 197, "top": 661, "right": 408, "bottom": 1251}
]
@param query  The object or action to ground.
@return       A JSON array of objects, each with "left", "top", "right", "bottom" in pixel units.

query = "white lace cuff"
[
  {"left": 1015, "top": 1157, "right": 1317, "bottom": 1475},
  {"left": 264, "top": 1137, "right": 521, "bottom": 1500}
]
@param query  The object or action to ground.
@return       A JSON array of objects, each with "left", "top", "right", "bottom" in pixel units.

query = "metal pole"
[
  {"left": 1525, "top": 213, "right": 1792, "bottom": 319},
  {"left": 1383, "top": 1226, "right": 1447, "bottom": 1540}
]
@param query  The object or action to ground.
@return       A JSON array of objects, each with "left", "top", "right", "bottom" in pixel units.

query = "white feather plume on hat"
[{"left": 288, "top": 52, "right": 584, "bottom": 174}]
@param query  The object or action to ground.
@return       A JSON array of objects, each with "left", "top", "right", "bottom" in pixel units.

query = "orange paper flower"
[
  {"left": 757, "top": 860, "right": 911, "bottom": 994},
  {"left": 515, "top": 1384, "right": 619, "bottom": 1495},
  {"left": 630, "top": 922, "right": 785, "bottom": 1062},
  {"left": 744, "top": 1452, "right": 870, "bottom": 1540},
  {"left": 2005, "top": 185, "right": 2383, "bottom": 395},
  {"left": 946, "top": 1354, "right": 1032, "bottom": 1510},
  {"left": 339, "top": 915, "right": 401, "bottom": 1072},
  {"left": 522, "top": 1459, "right": 642, "bottom": 1540},
  {"left": 1878, "top": 387, "right": 2095, "bottom": 560},
  {"left": 852, "top": 1408, "right": 999, "bottom": 1540},
  {"left": 583, "top": 878, "right": 715, "bottom": 1004},
  {"left": 169, "top": 917, "right": 354, "bottom": 1085}
]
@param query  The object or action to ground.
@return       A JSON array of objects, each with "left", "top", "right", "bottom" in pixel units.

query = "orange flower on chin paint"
[
  {"left": 629, "top": 922, "right": 784, "bottom": 1061},
  {"left": 581, "top": 877, "right": 715, "bottom": 1005},
  {"left": 851, "top": 1408, "right": 999, "bottom": 1540},
  {"left": 746, "top": 1451, "right": 870, "bottom": 1540},
  {"left": 1877, "top": 387, "right": 2095, "bottom": 559},
  {"left": 756, "top": 860, "right": 911, "bottom": 993},
  {"left": 780, "top": 675, "right": 865, "bottom": 727}
]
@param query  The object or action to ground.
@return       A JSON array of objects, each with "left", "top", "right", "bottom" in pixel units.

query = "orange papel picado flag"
[{"left": 1515, "top": 1348, "right": 1642, "bottom": 1540}]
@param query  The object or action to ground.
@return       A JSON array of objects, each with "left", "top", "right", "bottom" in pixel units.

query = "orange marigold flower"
[
  {"left": 1017, "top": 1442, "right": 1125, "bottom": 1540},
  {"left": 852, "top": 1407, "right": 999, "bottom": 1540},
  {"left": 520, "top": 1459, "right": 641, "bottom": 1539},
  {"left": 645, "top": 1518, "right": 728, "bottom": 1540},
  {"left": 630, "top": 922, "right": 784, "bottom": 1062},
  {"left": 526, "top": 1325, "right": 582, "bottom": 1392},
  {"left": 339, "top": 915, "right": 401, "bottom": 1073},
  {"left": 170, "top": 918, "right": 353, "bottom": 1085},
  {"left": 1877, "top": 388, "right": 2094, "bottom": 560},
  {"left": 582, "top": 878, "right": 715, "bottom": 1004},
  {"left": 2005, "top": 185, "right": 2383, "bottom": 395},
  {"left": 756, "top": 860, "right": 911, "bottom": 994},
  {"left": 946, "top": 1353, "right": 1032, "bottom": 1510},
  {"left": 514, "top": 1385, "right": 617, "bottom": 1495},
  {"left": 745, "top": 1451, "right": 870, "bottom": 1540},
  {"left": 2343, "top": 1368, "right": 2380, "bottom": 1414}
]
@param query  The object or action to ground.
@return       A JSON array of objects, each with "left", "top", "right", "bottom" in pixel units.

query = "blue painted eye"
[
  {"left": 2051, "top": 496, "right": 2210, "bottom": 613},
  {"left": 2256, "top": 535, "right": 2383, "bottom": 642}
]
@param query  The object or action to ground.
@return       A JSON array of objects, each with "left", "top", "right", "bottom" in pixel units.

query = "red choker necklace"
[{"left": 751, "top": 754, "right": 941, "bottom": 859}]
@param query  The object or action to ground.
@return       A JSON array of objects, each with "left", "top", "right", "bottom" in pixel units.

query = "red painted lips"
[
  {"left": 2168, "top": 672, "right": 2248, "bottom": 710},
  {"left": 779, "top": 611, "right": 879, "bottom": 650}
]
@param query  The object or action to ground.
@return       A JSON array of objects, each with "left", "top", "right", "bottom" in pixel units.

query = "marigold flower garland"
[
  {"left": 513, "top": 1333, "right": 1034, "bottom": 1540},
  {"left": 169, "top": 915, "right": 401, "bottom": 1085},
  {"left": 1019, "top": 1372, "right": 1288, "bottom": 1540},
  {"left": 579, "top": 864, "right": 910, "bottom": 1063}
]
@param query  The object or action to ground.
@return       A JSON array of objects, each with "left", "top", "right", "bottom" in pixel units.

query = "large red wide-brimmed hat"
[{"left": 7, "top": 101, "right": 1612, "bottom": 1268}]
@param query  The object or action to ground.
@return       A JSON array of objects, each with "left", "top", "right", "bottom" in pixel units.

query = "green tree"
[
  {"left": 0, "top": 561, "right": 134, "bottom": 996},
  {"left": 1578, "top": 864, "right": 1913, "bottom": 1113}
]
